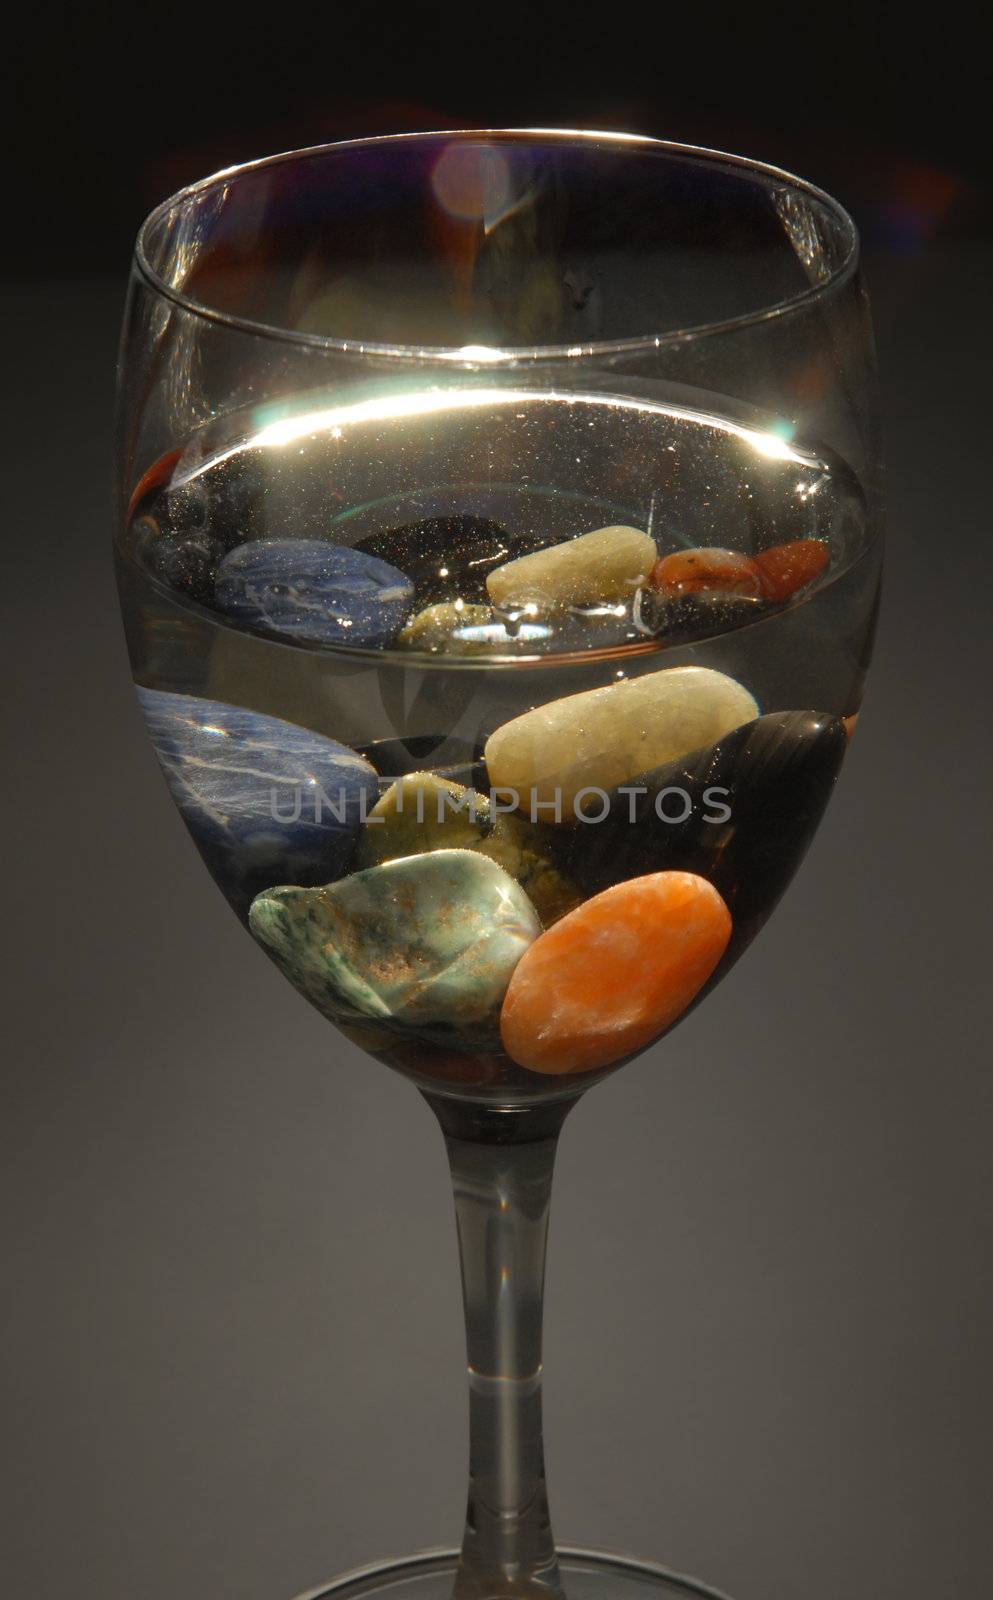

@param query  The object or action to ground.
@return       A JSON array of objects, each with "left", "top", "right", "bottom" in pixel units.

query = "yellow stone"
[
  {"left": 356, "top": 772, "right": 489, "bottom": 868},
  {"left": 396, "top": 601, "right": 494, "bottom": 653}
]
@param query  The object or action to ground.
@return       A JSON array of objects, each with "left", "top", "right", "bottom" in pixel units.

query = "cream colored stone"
[
  {"left": 484, "top": 666, "right": 758, "bottom": 817},
  {"left": 485, "top": 525, "right": 656, "bottom": 609}
]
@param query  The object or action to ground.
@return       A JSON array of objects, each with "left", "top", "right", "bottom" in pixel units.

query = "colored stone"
[
  {"left": 355, "top": 516, "right": 550, "bottom": 606},
  {"left": 249, "top": 849, "right": 541, "bottom": 1043},
  {"left": 570, "top": 709, "right": 848, "bottom": 957},
  {"left": 483, "top": 666, "right": 758, "bottom": 818},
  {"left": 356, "top": 772, "right": 491, "bottom": 867},
  {"left": 355, "top": 772, "right": 581, "bottom": 926},
  {"left": 136, "top": 688, "right": 378, "bottom": 917},
  {"left": 755, "top": 539, "right": 829, "bottom": 602},
  {"left": 486, "top": 525, "right": 656, "bottom": 610},
  {"left": 649, "top": 546, "right": 765, "bottom": 598},
  {"left": 500, "top": 872, "right": 732, "bottom": 1075},
  {"left": 395, "top": 600, "right": 598, "bottom": 656},
  {"left": 214, "top": 539, "right": 414, "bottom": 647},
  {"left": 396, "top": 601, "right": 496, "bottom": 653}
]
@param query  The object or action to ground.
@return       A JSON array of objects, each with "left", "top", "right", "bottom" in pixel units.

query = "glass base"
[{"left": 293, "top": 1547, "right": 733, "bottom": 1600}]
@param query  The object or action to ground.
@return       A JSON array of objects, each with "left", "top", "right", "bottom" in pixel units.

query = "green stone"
[
  {"left": 249, "top": 849, "right": 541, "bottom": 1043},
  {"left": 355, "top": 772, "right": 581, "bottom": 925}
]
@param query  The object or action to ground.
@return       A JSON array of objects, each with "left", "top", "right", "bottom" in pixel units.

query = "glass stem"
[{"left": 427, "top": 1098, "right": 574, "bottom": 1600}]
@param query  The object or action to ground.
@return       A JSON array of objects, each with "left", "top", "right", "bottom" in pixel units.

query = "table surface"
[{"left": 2, "top": 246, "right": 990, "bottom": 1600}]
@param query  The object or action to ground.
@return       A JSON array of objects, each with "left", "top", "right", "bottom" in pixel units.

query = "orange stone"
[
  {"left": 500, "top": 872, "right": 732, "bottom": 1075},
  {"left": 754, "top": 538, "right": 829, "bottom": 602},
  {"left": 650, "top": 547, "right": 765, "bottom": 598}
]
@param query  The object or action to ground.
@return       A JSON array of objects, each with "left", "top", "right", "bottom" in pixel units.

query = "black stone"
[
  {"left": 134, "top": 515, "right": 225, "bottom": 606},
  {"left": 567, "top": 710, "right": 848, "bottom": 956},
  {"left": 176, "top": 455, "right": 271, "bottom": 554},
  {"left": 634, "top": 588, "right": 770, "bottom": 644},
  {"left": 355, "top": 517, "right": 553, "bottom": 605},
  {"left": 157, "top": 537, "right": 220, "bottom": 604},
  {"left": 133, "top": 453, "right": 271, "bottom": 569}
]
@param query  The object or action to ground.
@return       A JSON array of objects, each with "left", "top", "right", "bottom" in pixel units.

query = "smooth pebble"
[
  {"left": 486, "top": 525, "right": 656, "bottom": 610},
  {"left": 650, "top": 547, "right": 765, "bottom": 598},
  {"left": 136, "top": 689, "right": 378, "bottom": 917},
  {"left": 484, "top": 666, "right": 758, "bottom": 816},
  {"left": 754, "top": 539, "right": 829, "bottom": 602},
  {"left": 214, "top": 539, "right": 413, "bottom": 647},
  {"left": 500, "top": 871, "right": 732, "bottom": 1074}
]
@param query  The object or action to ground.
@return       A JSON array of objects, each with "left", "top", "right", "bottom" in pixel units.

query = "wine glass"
[{"left": 115, "top": 130, "right": 881, "bottom": 1600}]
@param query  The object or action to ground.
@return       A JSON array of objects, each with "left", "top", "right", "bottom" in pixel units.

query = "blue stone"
[
  {"left": 136, "top": 689, "right": 379, "bottom": 918},
  {"left": 213, "top": 539, "right": 414, "bottom": 647}
]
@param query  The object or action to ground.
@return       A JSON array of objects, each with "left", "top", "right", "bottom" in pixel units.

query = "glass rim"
[{"left": 133, "top": 127, "right": 861, "bottom": 364}]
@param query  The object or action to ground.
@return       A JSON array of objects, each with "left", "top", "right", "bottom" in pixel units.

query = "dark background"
[{"left": 3, "top": 6, "right": 991, "bottom": 1599}]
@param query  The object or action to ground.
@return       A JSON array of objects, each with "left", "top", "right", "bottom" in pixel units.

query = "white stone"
[
  {"left": 485, "top": 525, "right": 657, "bottom": 609},
  {"left": 484, "top": 666, "right": 758, "bottom": 816}
]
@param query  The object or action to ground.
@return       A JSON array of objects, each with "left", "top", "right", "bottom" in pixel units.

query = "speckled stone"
[
  {"left": 355, "top": 773, "right": 581, "bottom": 925},
  {"left": 484, "top": 666, "right": 759, "bottom": 817},
  {"left": 249, "top": 849, "right": 541, "bottom": 1043},
  {"left": 486, "top": 525, "right": 656, "bottom": 610},
  {"left": 355, "top": 516, "right": 551, "bottom": 606},
  {"left": 214, "top": 539, "right": 414, "bottom": 647},
  {"left": 570, "top": 709, "right": 848, "bottom": 954},
  {"left": 136, "top": 689, "right": 378, "bottom": 917},
  {"left": 396, "top": 601, "right": 495, "bottom": 653}
]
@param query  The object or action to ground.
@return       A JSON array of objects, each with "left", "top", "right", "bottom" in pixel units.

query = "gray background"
[{"left": 2, "top": 239, "right": 991, "bottom": 1600}]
